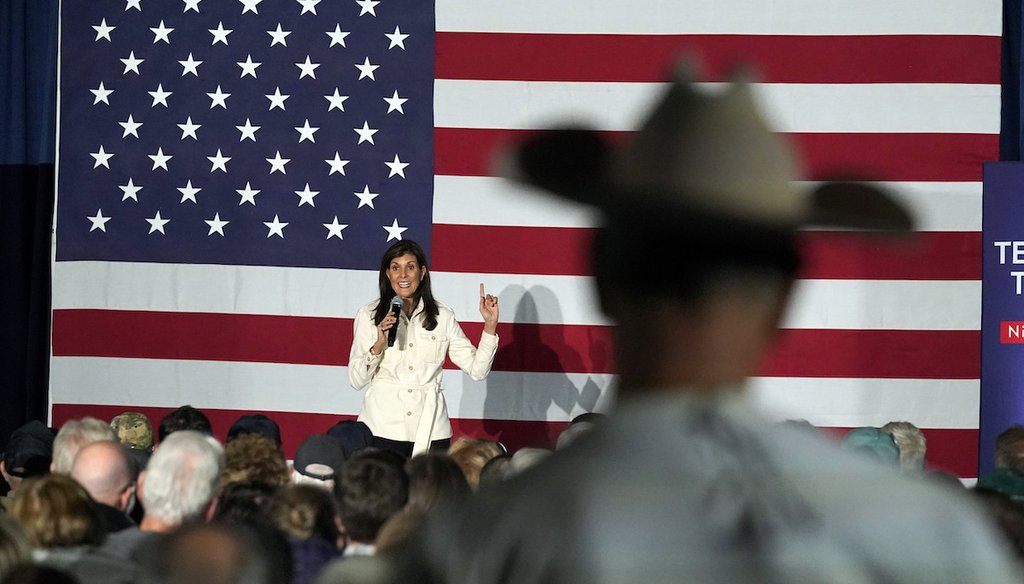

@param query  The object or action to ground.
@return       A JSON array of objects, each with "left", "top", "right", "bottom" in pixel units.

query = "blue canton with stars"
[{"left": 56, "top": 0, "right": 434, "bottom": 269}]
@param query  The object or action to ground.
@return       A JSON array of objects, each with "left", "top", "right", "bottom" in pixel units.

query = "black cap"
[
  {"left": 293, "top": 434, "right": 346, "bottom": 480},
  {"left": 227, "top": 414, "right": 282, "bottom": 448},
  {"left": 4, "top": 421, "right": 55, "bottom": 478},
  {"left": 325, "top": 420, "right": 373, "bottom": 458}
]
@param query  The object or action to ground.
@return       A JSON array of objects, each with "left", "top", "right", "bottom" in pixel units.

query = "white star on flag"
[
  {"left": 119, "top": 115, "right": 142, "bottom": 138},
  {"left": 119, "top": 178, "right": 142, "bottom": 201},
  {"left": 296, "top": 56, "right": 320, "bottom": 79},
  {"left": 87, "top": 209, "right": 111, "bottom": 232},
  {"left": 297, "top": 0, "right": 320, "bottom": 15},
  {"left": 354, "top": 121, "right": 377, "bottom": 144},
  {"left": 183, "top": 0, "right": 202, "bottom": 13},
  {"left": 209, "top": 22, "right": 232, "bottom": 44},
  {"left": 239, "top": 0, "right": 262, "bottom": 14},
  {"left": 354, "top": 185, "right": 378, "bottom": 208},
  {"left": 325, "top": 152, "right": 350, "bottom": 175},
  {"left": 149, "top": 147, "right": 172, "bottom": 171},
  {"left": 207, "top": 85, "right": 230, "bottom": 109},
  {"left": 120, "top": 51, "right": 143, "bottom": 74},
  {"left": 146, "top": 211, "right": 169, "bottom": 234},
  {"left": 267, "top": 151, "right": 290, "bottom": 174},
  {"left": 384, "top": 218, "right": 407, "bottom": 241},
  {"left": 325, "top": 89, "right": 349, "bottom": 112},
  {"left": 294, "top": 183, "right": 319, "bottom": 207},
  {"left": 148, "top": 84, "right": 172, "bottom": 107},
  {"left": 385, "top": 154, "right": 409, "bottom": 178},
  {"left": 355, "top": 57, "right": 379, "bottom": 80},
  {"left": 295, "top": 120, "right": 319, "bottom": 143},
  {"left": 91, "top": 82, "right": 113, "bottom": 105},
  {"left": 177, "top": 180, "right": 202, "bottom": 203},
  {"left": 178, "top": 117, "right": 201, "bottom": 140},
  {"left": 237, "top": 118, "right": 260, "bottom": 142},
  {"left": 356, "top": 0, "right": 379, "bottom": 16},
  {"left": 384, "top": 90, "right": 407, "bottom": 114},
  {"left": 93, "top": 18, "right": 115, "bottom": 42},
  {"left": 205, "top": 213, "right": 229, "bottom": 236},
  {"left": 179, "top": 53, "right": 203, "bottom": 76},
  {"left": 236, "top": 182, "right": 260, "bottom": 205},
  {"left": 151, "top": 20, "right": 173, "bottom": 43},
  {"left": 264, "top": 214, "right": 288, "bottom": 238},
  {"left": 238, "top": 55, "right": 261, "bottom": 78},
  {"left": 125, "top": 0, "right": 141, "bottom": 10},
  {"left": 90, "top": 146, "right": 113, "bottom": 168},
  {"left": 327, "top": 24, "right": 350, "bottom": 47},
  {"left": 268, "top": 24, "right": 291, "bottom": 46},
  {"left": 208, "top": 149, "right": 231, "bottom": 172},
  {"left": 324, "top": 216, "right": 348, "bottom": 240},
  {"left": 386, "top": 26, "right": 409, "bottom": 49},
  {"left": 266, "top": 87, "right": 289, "bottom": 110}
]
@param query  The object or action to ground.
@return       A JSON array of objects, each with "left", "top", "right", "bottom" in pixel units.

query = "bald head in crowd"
[{"left": 69, "top": 440, "right": 135, "bottom": 512}]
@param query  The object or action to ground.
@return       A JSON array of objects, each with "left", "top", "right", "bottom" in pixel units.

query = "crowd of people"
[
  {"left": 0, "top": 408, "right": 1022, "bottom": 583},
  {"left": 0, "top": 407, "right": 588, "bottom": 583}
]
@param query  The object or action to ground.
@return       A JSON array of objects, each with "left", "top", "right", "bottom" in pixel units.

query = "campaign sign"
[{"left": 980, "top": 162, "right": 1024, "bottom": 474}]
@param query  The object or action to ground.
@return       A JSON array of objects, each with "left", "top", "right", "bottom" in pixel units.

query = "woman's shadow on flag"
[{"left": 456, "top": 284, "right": 612, "bottom": 448}]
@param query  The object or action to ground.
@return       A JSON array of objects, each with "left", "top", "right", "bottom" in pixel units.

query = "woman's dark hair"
[{"left": 373, "top": 240, "right": 439, "bottom": 331}]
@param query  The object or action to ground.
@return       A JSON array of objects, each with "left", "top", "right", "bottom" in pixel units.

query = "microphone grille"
[{"left": 391, "top": 295, "right": 401, "bottom": 306}]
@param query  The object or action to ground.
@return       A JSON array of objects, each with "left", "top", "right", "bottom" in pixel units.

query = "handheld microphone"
[{"left": 387, "top": 295, "right": 401, "bottom": 347}]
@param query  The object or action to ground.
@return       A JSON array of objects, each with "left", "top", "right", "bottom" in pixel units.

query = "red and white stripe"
[{"left": 52, "top": 0, "right": 999, "bottom": 478}]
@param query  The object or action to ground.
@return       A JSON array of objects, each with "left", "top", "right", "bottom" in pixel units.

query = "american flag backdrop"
[{"left": 52, "top": 0, "right": 1000, "bottom": 478}]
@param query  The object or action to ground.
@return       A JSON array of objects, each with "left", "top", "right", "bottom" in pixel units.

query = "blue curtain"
[{"left": 0, "top": 0, "right": 58, "bottom": 446}]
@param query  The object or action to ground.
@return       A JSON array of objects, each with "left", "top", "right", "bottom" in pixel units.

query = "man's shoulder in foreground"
[{"left": 399, "top": 393, "right": 1021, "bottom": 583}]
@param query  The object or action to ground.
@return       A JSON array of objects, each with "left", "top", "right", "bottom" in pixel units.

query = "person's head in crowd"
[
  {"left": 110, "top": 412, "right": 154, "bottom": 453},
  {"left": 292, "top": 434, "right": 346, "bottom": 489},
  {"left": 137, "top": 430, "right": 223, "bottom": 532},
  {"left": 1, "top": 565, "right": 79, "bottom": 584},
  {"left": 880, "top": 420, "right": 927, "bottom": 474},
  {"left": 508, "top": 447, "right": 552, "bottom": 476},
  {"left": 973, "top": 487, "right": 1024, "bottom": 560},
  {"left": 0, "top": 515, "right": 30, "bottom": 580},
  {"left": 325, "top": 420, "right": 374, "bottom": 459},
  {"left": 136, "top": 521, "right": 291, "bottom": 584},
  {"left": 996, "top": 425, "right": 1024, "bottom": 473},
  {"left": 404, "top": 453, "right": 470, "bottom": 514},
  {"left": 375, "top": 509, "right": 427, "bottom": 556},
  {"left": 841, "top": 427, "right": 900, "bottom": 469},
  {"left": 10, "top": 474, "right": 103, "bottom": 549},
  {"left": 448, "top": 438, "right": 503, "bottom": 490},
  {"left": 68, "top": 440, "right": 135, "bottom": 513},
  {"left": 555, "top": 414, "right": 604, "bottom": 451},
  {"left": 275, "top": 484, "right": 341, "bottom": 543},
  {"left": 227, "top": 414, "right": 282, "bottom": 449},
  {"left": 275, "top": 484, "right": 342, "bottom": 584},
  {"left": 1, "top": 422, "right": 54, "bottom": 494},
  {"left": 51, "top": 417, "right": 116, "bottom": 475},
  {"left": 477, "top": 454, "right": 513, "bottom": 487},
  {"left": 156, "top": 406, "right": 213, "bottom": 444},
  {"left": 220, "top": 434, "right": 288, "bottom": 489},
  {"left": 333, "top": 449, "right": 408, "bottom": 549},
  {"left": 213, "top": 480, "right": 280, "bottom": 527}
]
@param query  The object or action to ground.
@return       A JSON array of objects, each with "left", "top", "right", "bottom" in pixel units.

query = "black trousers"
[{"left": 370, "top": 436, "right": 451, "bottom": 459}]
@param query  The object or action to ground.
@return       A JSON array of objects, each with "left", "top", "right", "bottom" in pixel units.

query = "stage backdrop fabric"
[{"left": 51, "top": 0, "right": 999, "bottom": 476}]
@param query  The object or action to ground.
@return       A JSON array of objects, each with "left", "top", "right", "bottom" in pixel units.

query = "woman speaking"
[{"left": 348, "top": 240, "right": 499, "bottom": 457}]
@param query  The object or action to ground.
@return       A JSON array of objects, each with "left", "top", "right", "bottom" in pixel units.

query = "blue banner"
[{"left": 980, "top": 162, "right": 1024, "bottom": 474}]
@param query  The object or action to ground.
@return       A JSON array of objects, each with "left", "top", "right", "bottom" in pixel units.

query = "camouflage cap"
[{"left": 111, "top": 411, "right": 154, "bottom": 451}]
